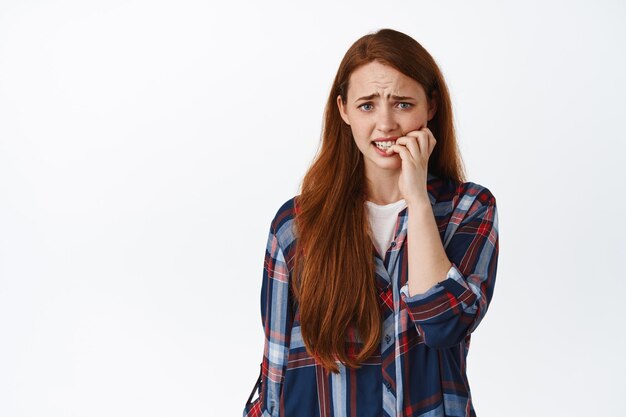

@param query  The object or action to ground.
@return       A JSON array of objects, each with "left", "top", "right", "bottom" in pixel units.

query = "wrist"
[{"left": 406, "top": 195, "right": 431, "bottom": 210}]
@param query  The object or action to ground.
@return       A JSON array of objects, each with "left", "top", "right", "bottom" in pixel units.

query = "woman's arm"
[
  {"left": 405, "top": 199, "right": 454, "bottom": 297},
  {"left": 244, "top": 222, "right": 293, "bottom": 417},
  {"left": 400, "top": 187, "right": 499, "bottom": 349}
]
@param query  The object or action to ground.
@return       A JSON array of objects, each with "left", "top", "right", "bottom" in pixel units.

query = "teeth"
[{"left": 374, "top": 141, "right": 395, "bottom": 149}]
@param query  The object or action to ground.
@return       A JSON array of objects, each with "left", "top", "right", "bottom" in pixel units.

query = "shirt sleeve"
[
  {"left": 399, "top": 189, "right": 499, "bottom": 349},
  {"left": 244, "top": 223, "right": 293, "bottom": 417}
]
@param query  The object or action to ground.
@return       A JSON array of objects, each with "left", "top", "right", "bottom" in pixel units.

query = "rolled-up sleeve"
[
  {"left": 244, "top": 223, "right": 293, "bottom": 417},
  {"left": 400, "top": 190, "right": 499, "bottom": 349}
]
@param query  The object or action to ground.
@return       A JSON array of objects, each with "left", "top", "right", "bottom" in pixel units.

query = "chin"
[{"left": 375, "top": 160, "right": 402, "bottom": 170}]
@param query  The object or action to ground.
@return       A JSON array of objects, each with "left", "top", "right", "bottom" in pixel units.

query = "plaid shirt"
[{"left": 244, "top": 172, "right": 499, "bottom": 417}]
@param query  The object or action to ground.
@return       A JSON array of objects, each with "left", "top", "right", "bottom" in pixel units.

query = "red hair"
[{"left": 292, "top": 28, "right": 466, "bottom": 374}]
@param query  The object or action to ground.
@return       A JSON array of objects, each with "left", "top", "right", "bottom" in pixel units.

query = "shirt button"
[
  {"left": 384, "top": 381, "right": 392, "bottom": 391},
  {"left": 385, "top": 334, "right": 392, "bottom": 343},
  {"left": 390, "top": 241, "right": 396, "bottom": 247}
]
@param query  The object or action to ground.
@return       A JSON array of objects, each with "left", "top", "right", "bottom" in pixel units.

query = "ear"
[
  {"left": 336, "top": 95, "right": 351, "bottom": 126},
  {"left": 427, "top": 92, "right": 438, "bottom": 121}
]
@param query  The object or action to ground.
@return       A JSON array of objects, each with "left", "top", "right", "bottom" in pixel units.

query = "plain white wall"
[{"left": 1, "top": 0, "right": 624, "bottom": 416}]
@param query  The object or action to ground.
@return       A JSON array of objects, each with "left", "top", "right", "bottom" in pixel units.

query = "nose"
[{"left": 375, "top": 105, "right": 399, "bottom": 134}]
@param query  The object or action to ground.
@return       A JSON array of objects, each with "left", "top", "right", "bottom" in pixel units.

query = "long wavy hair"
[{"left": 292, "top": 28, "right": 467, "bottom": 374}]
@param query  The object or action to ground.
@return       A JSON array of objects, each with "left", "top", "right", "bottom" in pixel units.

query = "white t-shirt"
[{"left": 364, "top": 198, "right": 408, "bottom": 259}]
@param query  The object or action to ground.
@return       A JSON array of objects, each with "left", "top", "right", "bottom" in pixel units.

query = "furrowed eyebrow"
[{"left": 354, "top": 93, "right": 415, "bottom": 103}]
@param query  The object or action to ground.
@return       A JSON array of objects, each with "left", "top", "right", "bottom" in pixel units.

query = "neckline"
[
  {"left": 364, "top": 198, "right": 407, "bottom": 208},
  {"left": 364, "top": 172, "right": 438, "bottom": 207}
]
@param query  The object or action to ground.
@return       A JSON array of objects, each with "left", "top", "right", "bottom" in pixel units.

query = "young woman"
[{"left": 243, "top": 28, "right": 499, "bottom": 417}]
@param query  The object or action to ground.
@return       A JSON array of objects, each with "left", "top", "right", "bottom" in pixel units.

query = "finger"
[
  {"left": 404, "top": 130, "right": 430, "bottom": 154},
  {"left": 404, "top": 129, "right": 427, "bottom": 139},
  {"left": 429, "top": 136, "right": 436, "bottom": 155},
  {"left": 423, "top": 128, "right": 437, "bottom": 155},
  {"left": 414, "top": 128, "right": 436, "bottom": 158},
  {"left": 405, "top": 127, "right": 434, "bottom": 140},
  {"left": 420, "top": 127, "right": 436, "bottom": 141},
  {"left": 394, "top": 136, "right": 420, "bottom": 159},
  {"left": 415, "top": 135, "right": 431, "bottom": 160},
  {"left": 387, "top": 143, "right": 413, "bottom": 163}
]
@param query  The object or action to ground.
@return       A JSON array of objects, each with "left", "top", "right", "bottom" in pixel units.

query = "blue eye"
[
  {"left": 359, "top": 103, "right": 373, "bottom": 111},
  {"left": 398, "top": 102, "right": 412, "bottom": 109}
]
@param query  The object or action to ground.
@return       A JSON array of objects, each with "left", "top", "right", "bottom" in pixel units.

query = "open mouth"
[{"left": 373, "top": 140, "right": 396, "bottom": 151}]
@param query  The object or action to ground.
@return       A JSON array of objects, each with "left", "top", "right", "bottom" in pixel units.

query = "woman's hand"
[{"left": 386, "top": 126, "right": 437, "bottom": 206}]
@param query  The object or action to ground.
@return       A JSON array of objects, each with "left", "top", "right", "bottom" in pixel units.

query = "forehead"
[{"left": 348, "top": 61, "right": 425, "bottom": 99}]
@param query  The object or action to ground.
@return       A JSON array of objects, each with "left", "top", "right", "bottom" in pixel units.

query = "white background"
[{"left": 1, "top": 0, "right": 624, "bottom": 416}]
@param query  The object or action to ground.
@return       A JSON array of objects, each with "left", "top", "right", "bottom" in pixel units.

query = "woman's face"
[{"left": 337, "top": 60, "right": 437, "bottom": 175}]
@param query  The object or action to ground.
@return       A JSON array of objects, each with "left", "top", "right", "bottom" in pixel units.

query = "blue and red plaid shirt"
[{"left": 244, "top": 172, "right": 499, "bottom": 417}]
